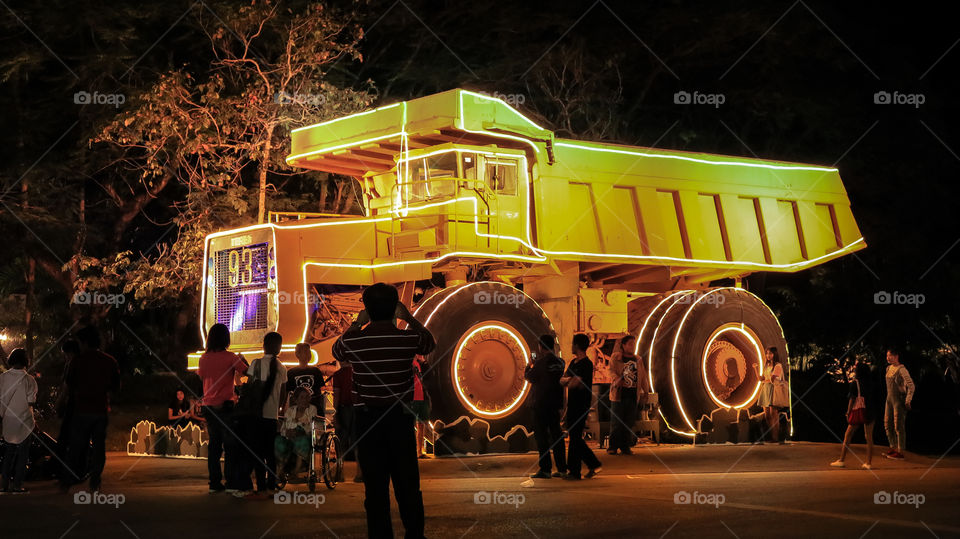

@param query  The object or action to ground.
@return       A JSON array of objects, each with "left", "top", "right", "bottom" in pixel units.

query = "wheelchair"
[{"left": 276, "top": 414, "right": 343, "bottom": 491}]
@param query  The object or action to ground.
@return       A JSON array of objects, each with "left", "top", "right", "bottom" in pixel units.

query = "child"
[{"left": 1, "top": 349, "right": 38, "bottom": 494}]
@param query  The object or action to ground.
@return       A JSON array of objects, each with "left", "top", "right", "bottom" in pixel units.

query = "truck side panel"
[{"left": 533, "top": 144, "right": 863, "bottom": 270}]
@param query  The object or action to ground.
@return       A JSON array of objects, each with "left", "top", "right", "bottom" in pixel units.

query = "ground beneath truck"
[{"left": 2, "top": 442, "right": 957, "bottom": 538}]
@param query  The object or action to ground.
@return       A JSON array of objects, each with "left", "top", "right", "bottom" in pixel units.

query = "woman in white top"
[
  {"left": 1, "top": 349, "right": 38, "bottom": 494},
  {"left": 275, "top": 387, "right": 317, "bottom": 475},
  {"left": 757, "top": 347, "right": 785, "bottom": 444}
]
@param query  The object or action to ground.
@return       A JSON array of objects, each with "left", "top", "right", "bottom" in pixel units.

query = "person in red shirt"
[
  {"left": 331, "top": 359, "right": 362, "bottom": 482},
  {"left": 197, "top": 323, "right": 248, "bottom": 493},
  {"left": 60, "top": 326, "right": 120, "bottom": 492},
  {"left": 412, "top": 355, "right": 431, "bottom": 458}
]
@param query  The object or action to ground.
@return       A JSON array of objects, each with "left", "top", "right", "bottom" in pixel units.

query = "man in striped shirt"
[{"left": 332, "top": 283, "right": 435, "bottom": 539}]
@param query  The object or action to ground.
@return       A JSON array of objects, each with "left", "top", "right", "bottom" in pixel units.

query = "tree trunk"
[
  {"left": 318, "top": 177, "right": 328, "bottom": 211},
  {"left": 23, "top": 181, "right": 35, "bottom": 360},
  {"left": 341, "top": 178, "right": 357, "bottom": 214},
  {"left": 258, "top": 124, "right": 276, "bottom": 224}
]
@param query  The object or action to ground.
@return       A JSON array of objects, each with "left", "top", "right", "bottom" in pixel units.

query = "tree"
[{"left": 77, "top": 1, "right": 374, "bottom": 309}]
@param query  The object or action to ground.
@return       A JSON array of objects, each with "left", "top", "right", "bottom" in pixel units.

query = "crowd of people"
[
  {"left": 0, "top": 326, "right": 120, "bottom": 495},
  {"left": 0, "top": 283, "right": 924, "bottom": 539}
]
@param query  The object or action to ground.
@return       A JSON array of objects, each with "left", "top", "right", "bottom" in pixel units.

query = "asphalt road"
[{"left": 1, "top": 442, "right": 957, "bottom": 539}]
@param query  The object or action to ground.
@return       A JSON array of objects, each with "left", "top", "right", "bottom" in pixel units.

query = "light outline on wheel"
[
  {"left": 647, "top": 290, "right": 697, "bottom": 437},
  {"left": 452, "top": 323, "right": 530, "bottom": 419},
  {"left": 700, "top": 324, "right": 765, "bottom": 410}
]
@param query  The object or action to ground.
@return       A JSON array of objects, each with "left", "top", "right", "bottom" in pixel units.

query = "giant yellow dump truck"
[{"left": 188, "top": 89, "right": 864, "bottom": 438}]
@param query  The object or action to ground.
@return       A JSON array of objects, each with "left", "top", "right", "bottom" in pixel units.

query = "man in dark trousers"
[
  {"left": 525, "top": 334, "right": 566, "bottom": 479},
  {"left": 561, "top": 333, "right": 602, "bottom": 480},
  {"left": 61, "top": 326, "right": 121, "bottom": 492},
  {"left": 332, "top": 283, "right": 435, "bottom": 539}
]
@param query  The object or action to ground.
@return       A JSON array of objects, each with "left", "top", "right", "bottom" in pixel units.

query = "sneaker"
[
  {"left": 888, "top": 452, "right": 905, "bottom": 460},
  {"left": 225, "top": 488, "right": 240, "bottom": 494},
  {"left": 231, "top": 490, "right": 252, "bottom": 499},
  {"left": 885, "top": 449, "right": 896, "bottom": 456},
  {"left": 861, "top": 463, "right": 872, "bottom": 470},
  {"left": 585, "top": 466, "right": 602, "bottom": 479},
  {"left": 551, "top": 471, "right": 565, "bottom": 478},
  {"left": 620, "top": 447, "right": 633, "bottom": 455},
  {"left": 562, "top": 473, "right": 581, "bottom": 481},
  {"left": 209, "top": 484, "right": 226, "bottom": 494},
  {"left": 829, "top": 460, "right": 845, "bottom": 468},
  {"left": 530, "top": 471, "right": 552, "bottom": 479}
]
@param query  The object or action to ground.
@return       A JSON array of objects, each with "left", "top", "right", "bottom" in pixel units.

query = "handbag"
[
  {"left": 772, "top": 380, "right": 790, "bottom": 408},
  {"left": 847, "top": 380, "right": 867, "bottom": 425}
]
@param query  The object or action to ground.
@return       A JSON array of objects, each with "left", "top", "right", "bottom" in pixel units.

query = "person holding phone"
[{"left": 331, "top": 283, "right": 435, "bottom": 539}]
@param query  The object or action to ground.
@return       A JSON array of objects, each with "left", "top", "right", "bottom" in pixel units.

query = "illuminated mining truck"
[{"left": 188, "top": 89, "right": 864, "bottom": 440}]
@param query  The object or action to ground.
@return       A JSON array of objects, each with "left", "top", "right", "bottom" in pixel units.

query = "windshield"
[{"left": 406, "top": 151, "right": 458, "bottom": 201}]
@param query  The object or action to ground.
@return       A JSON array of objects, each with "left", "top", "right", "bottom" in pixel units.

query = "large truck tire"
[
  {"left": 633, "top": 287, "right": 788, "bottom": 437},
  {"left": 412, "top": 281, "right": 555, "bottom": 434}
]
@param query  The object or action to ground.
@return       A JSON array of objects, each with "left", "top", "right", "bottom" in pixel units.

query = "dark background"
[{"left": 0, "top": 1, "right": 957, "bottom": 452}]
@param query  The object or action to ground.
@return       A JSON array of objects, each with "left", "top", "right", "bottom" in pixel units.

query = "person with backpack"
[
  {"left": 1, "top": 349, "right": 37, "bottom": 494},
  {"left": 237, "top": 332, "right": 287, "bottom": 497},
  {"left": 608, "top": 335, "right": 642, "bottom": 455},
  {"left": 831, "top": 362, "right": 878, "bottom": 469},
  {"left": 884, "top": 348, "right": 914, "bottom": 460}
]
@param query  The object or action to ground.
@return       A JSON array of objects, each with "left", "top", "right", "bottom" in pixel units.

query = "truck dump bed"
[{"left": 287, "top": 89, "right": 864, "bottom": 284}]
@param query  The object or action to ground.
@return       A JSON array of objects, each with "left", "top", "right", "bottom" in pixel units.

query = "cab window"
[{"left": 485, "top": 158, "right": 518, "bottom": 195}]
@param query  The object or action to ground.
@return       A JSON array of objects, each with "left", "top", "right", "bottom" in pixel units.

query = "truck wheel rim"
[
  {"left": 451, "top": 322, "right": 530, "bottom": 418},
  {"left": 701, "top": 323, "right": 764, "bottom": 409}
]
